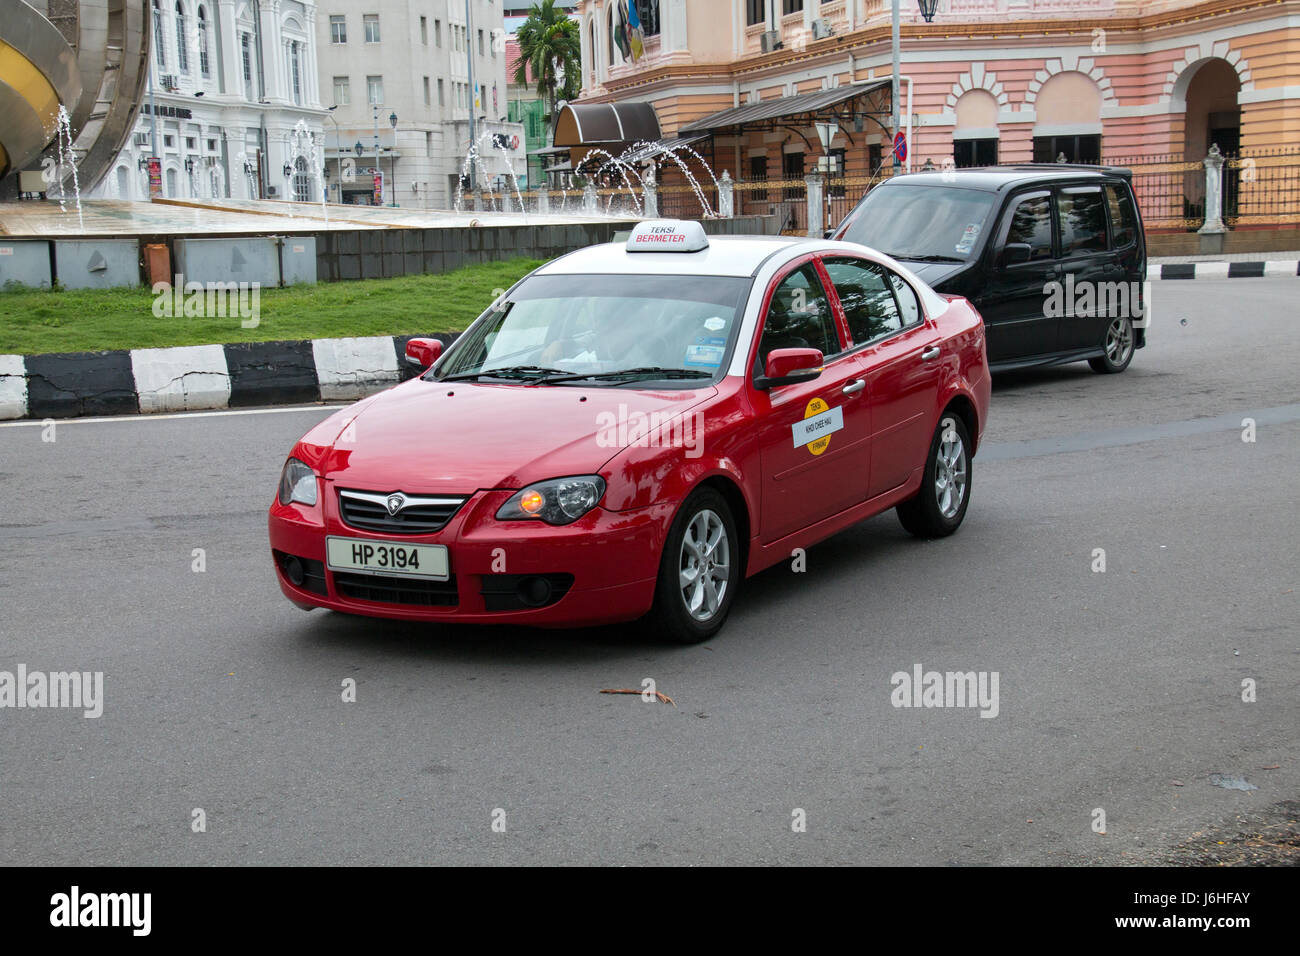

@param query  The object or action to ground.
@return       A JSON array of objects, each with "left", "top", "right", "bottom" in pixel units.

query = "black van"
[{"left": 832, "top": 166, "right": 1147, "bottom": 373}]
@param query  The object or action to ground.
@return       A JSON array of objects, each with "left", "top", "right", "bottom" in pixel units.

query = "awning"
[
  {"left": 679, "top": 80, "right": 890, "bottom": 134},
  {"left": 553, "top": 101, "right": 662, "bottom": 147},
  {"left": 617, "top": 134, "right": 709, "bottom": 165}
]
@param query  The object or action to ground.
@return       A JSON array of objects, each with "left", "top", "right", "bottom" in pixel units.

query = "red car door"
[
  {"left": 821, "top": 256, "right": 943, "bottom": 499},
  {"left": 750, "top": 258, "right": 873, "bottom": 544}
]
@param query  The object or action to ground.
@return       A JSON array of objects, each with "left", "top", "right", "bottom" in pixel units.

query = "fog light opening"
[
  {"left": 283, "top": 555, "right": 305, "bottom": 587},
  {"left": 517, "top": 576, "right": 553, "bottom": 607}
]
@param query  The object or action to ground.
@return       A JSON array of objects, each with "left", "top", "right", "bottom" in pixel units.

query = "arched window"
[
  {"left": 152, "top": 0, "right": 166, "bottom": 69},
  {"left": 197, "top": 6, "right": 211, "bottom": 77},
  {"left": 165, "top": 167, "right": 178, "bottom": 197},
  {"left": 115, "top": 165, "right": 130, "bottom": 199},
  {"left": 634, "top": 1, "right": 660, "bottom": 38},
  {"left": 293, "top": 155, "right": 311, "bottom": 202},
  {"left": 175, "top": 3, "right": 190, "bottom": 74}
]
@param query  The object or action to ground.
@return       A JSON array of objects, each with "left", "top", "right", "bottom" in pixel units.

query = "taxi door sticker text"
[{"left": 792, "top": 398, "right": 843, "bottom": 455}]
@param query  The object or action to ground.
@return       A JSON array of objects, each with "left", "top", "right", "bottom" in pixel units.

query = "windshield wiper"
[
  {"left": 884, "top": 253, "right": 966, "bottom": 263},
  {"left": 535, "top": 367, "right": 716, "bottom": 385},
  {"left": 438, "top": 365, "right": 569, "bottom": 382}
]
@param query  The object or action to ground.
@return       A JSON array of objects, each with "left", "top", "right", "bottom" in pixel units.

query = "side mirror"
[
  {"left": 405, "top": 337, "right": 443, "bottom": 368},
  {"left": 755, "top": 347, "right": 824, "bottom": 390},
  {"left": 999, "top": 242, "right": 1032, "bottom": 267}
]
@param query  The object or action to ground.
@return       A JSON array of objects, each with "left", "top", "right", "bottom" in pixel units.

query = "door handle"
[
  {"left": 842, "top": 379, "right": 865, "bottom": 395},
  {"left": 920, "top": 346, "right": 940, "bottom": 361}
]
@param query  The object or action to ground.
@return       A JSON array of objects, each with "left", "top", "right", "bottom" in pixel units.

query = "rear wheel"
[
  {"left": 645, "top": 487, "right": 739, "bottom": 644},
  {"left": 1088, "top": 315, "right": 1135, "bottom": 373},
  {"left": 897, "top": 413, "right": 972, "bottom": 539}
]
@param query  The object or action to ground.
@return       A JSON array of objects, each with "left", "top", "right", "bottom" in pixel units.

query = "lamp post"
[
  {"left": 465, "top": 0, "right": 477, "bottom": 193},
  {"left": 389, "top": 111, "right": 398, "bottom": 206},
  {"left": 325, "top": 105, "right": 341, "bottom": 200},
  {"left": 891, "top": 0, "right": 939, "bottom": 173}
]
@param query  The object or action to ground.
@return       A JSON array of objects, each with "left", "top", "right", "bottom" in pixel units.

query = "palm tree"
[{"left": 513, "top": 0, "right": 582, "bottom": 136}]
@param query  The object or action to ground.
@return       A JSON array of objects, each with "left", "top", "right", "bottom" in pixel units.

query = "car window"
[
  {"left": 753, "top": 264, "right": 841, "bottom": 376},
  {"left": 1057, "top": 186, "right": 1108, "bottom": 256},
  {"left": 822, "top": 257, "right": 903, "bottom": 345},
  {"left": 1105, "top": 184, "right": 1138, "bottom": 248},
  {"left": 888, "top": 272, "right": 923, "bottom": 327},
  {"left": 836, "top": 183, "right": 996, "bottom": 262},
  {"left": 1002, "top": 193, "right": 1054, "bottom": 262}
]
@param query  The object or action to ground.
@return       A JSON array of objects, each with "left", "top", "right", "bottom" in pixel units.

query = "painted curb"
[
  {"left": 0, "top": 333, "right": 461, "bottom": 421},
  {"left": 1152, "top": 260, "right": 1300, "bottom": 280}
]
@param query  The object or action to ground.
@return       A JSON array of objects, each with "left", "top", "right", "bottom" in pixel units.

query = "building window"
[
  {"left": 164, "top": 134, "right": 174, "bottom": 148},
  {"left": 153, "top": 0, "right": 166, "bottom": 69},
  {"left": 423, "top": 76, "right": 431, "bottom": 106},
  {"left": 367, "top": 75, "right": 384, "bottom": 105},
  {"left": 364, "top": 14, "right": 380, "bottom": 43},
  {"left": 782, "top": 0, "right": 804, "bottom": 14},
  {"left": 420, "top": 16, "right": 427, "bottom": 44},
  {"left": 175, "top": 3, "right": 190, "bottom": 73},
  {"left": 782, "top": 151, "right": 804, "bottom": 199},
  {"left": 478, "top": 29, "right": 484, "bottom": 56},
  {"left": 186, "top": 136, "right": 197, "bottom": 150},
  {"left": 333, "top": 76, "right": 350, "bottom": 106},
  {"left": 240, "top": 33, "right": 252, "bottom": 98},
  {"left": 289, "top": 41, "right": 302, "bottom": 105},
  {"left": 749, "top": 155, "right": 768, "bottom": 201},
  {"left": 828, "top": 148, "right": 847, "bottom": 196},
  {"left": 435, "top": 20, "right": 442, "bottom": 46},
  {"left": 438, "top": 78, "right": 445, "bottom": 106},
  {"left": 197, "top": 6, "right": 211, "bottom": 77},
  {"left": 207, "top": 138, "right": 217, "bottom": 151},
  {"left": 634, "top": 1, "right": 660, "bottom": 37},
  {"left": 954, "top": 138, "right": 998, "bottom": 168},
  {"left": 293, "top": 156, "right": 311, "bottom": 202},
  {"left": 1032, "top": 134, "right": 1100, "bottom": 165},
  {"left": 330, "top": 15, "right": 346, "bottom": 43},
  {"left": 746, "top": 0, "right": 765, "bottom": 27}
]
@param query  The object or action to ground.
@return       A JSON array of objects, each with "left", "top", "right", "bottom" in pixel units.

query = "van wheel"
[
  {"left": 645, "top": 487, "right": 739, "bottom": 644},
  {"left": 1088, "top": 316, "right": 1135, "bottom": 373},
  {"left": 897, "top": 414, "right": 972, "bottom": 539}
]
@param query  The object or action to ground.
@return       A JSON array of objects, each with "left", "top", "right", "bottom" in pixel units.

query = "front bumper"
[{"left": 267, "top": 485, "right": 673, "bottom": 628}]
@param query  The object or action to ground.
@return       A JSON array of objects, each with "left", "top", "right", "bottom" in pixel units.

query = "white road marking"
[{"left": 0, "top": 403, "right": 342, "bottom": 428}]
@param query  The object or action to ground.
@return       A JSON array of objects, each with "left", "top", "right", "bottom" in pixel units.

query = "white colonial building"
[
  {"left": 93, "top": 0, "right": 328, "bottom": 203},
  {"left": 313, "top": 1, "right": 526, "bottom": 209}
]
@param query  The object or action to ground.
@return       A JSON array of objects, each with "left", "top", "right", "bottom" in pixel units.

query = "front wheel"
[
  {"left": 645, "top": 487, "right": 739, "bottom": 644},
  {"left": 896, "top": 413, "right": 972, "bottom": 539},
  {"left": 1088, "top": 315, "right": 1135, "bottom": 373}
]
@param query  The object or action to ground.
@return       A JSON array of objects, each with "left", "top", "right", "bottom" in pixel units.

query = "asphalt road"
[{"left": 1, "top": 279, "right": 1296, "bottom": 866}]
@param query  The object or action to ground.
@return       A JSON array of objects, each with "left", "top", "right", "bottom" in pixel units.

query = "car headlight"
[
  {"left": 278, "top": 457, "right": 319, "bottom": 507},
  {"left": 496, "top": 475, "right": 606, "bottom": 525}
]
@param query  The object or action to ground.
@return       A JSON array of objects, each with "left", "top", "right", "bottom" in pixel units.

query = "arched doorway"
[
  {"left": 293, "top": 155, "right": 311, "bottom": 202},
  {"left": 1176, "top": 58, "right": 1242, "bottom": 221}
]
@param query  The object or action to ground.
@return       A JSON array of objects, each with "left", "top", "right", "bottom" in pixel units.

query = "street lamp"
[
  {"left": 354, "top": 141, "right": 363, "bottom": 157},
  {"left": 917, "top": 0, "right": 938, "bottom": 22},
  {"left": 388, "top": 112, "right": 398, "bottom": 206},
  {"left": 890, "top": 0, "right": 940, "bottom": 174}
]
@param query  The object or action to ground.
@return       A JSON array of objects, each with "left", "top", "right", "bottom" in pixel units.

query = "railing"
[
  {"left": 1226, "top": 148, "right": 1300, "bottom": 227},
  {"left": 1101, "top": 153, "right": 1204, "bottom": 231},
  {"left": 734, "top": 178, "right": 809, "bottom": 234}
]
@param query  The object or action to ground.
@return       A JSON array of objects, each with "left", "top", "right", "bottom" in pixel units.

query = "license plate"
[{"left": 326, "top": 536, "right": 449, "bottom": 581}]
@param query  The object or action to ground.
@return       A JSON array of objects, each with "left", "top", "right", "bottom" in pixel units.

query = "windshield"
[
  {"left": 433, "top": 273, "right": 752, "bottom": 385},
  {"left": 838, "top": 183, "right": 997, "bottom": 262}
]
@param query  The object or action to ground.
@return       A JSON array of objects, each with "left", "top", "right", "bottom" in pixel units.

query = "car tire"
[
  {"left": 1088, "top": 315, "right": 1135, "bottom": 373},
  {"left": 644, "top": 486, "right": 740, "bottom": 644},
  {"left": 896, "top": 413, "right": 972, "bottom": 539}
]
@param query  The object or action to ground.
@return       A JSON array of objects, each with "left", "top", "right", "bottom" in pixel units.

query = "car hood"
[
  {"left": 898, "top": 259, "right": 970, "bottom": 289},
  {"left": 311, "top": 377, "right": 716, "bottom": 493}
]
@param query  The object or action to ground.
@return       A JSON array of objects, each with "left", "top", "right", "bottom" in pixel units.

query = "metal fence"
[{"left": 1225, "top": 148, "right": 1300, "bottom": 227}]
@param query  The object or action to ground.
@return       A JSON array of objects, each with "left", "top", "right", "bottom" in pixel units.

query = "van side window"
[
  {"left": 1057, "top": 186, "right": 1108, "bottom": 256},
  {"left": 1105, "top": 184, "right": 1138, "bottom": 248},
  {"left": 1003, "top": 193, "right": 1053, "bottom": 261}
]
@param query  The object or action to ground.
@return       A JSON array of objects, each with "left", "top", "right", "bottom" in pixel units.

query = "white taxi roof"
[{"left": 536, "top": 233, "right": 810, "bottom": 278}]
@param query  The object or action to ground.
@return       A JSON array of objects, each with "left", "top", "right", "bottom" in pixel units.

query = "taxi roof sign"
[{"left": 626, "top": 219, "right": 710, "bottom": 253}]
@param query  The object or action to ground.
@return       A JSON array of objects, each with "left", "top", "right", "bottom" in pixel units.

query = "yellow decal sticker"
[{"left": 792, "top": 397, "right": 844, "bottom": 455}]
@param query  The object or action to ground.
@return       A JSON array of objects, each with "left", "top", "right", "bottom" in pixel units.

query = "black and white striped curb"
[
  {"left": 1152, "top": 259, "right": 1300, "bottom": 280},
  {"left": 0, "top": 333, "right": 460, "bottom": 421}
]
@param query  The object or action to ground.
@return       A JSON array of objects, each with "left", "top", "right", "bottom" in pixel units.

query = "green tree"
[{"left": 513, "top": 0, "right": 582, "bottom": 135}]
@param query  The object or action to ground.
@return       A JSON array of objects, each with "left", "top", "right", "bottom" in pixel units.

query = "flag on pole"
[
  {"left": 613, "top": 4, "right": 631, "bottom": 60},
  {"left": 627, "top": 1, "right": 645, "bottom": 62}
]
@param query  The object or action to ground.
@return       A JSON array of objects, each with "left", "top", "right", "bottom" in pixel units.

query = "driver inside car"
[{"left": 538, "top": 304, "right": 669, "bottom": 372}]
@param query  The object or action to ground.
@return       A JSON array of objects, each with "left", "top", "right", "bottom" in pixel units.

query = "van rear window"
[{"left": 1106, "top": 184, "right": 1138, "bottom": 248}]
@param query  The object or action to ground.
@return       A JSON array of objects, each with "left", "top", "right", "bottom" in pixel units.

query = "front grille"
[
  {"left": 338, "top": 489, "right": 465, "bottom": 535},
  {"left": 334, "top": 571, "right": 459, "bottom": 607}
]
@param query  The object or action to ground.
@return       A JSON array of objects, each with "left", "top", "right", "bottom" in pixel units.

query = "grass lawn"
[{"left": 0, "top": 257, "right": 544, "bottom": 355}]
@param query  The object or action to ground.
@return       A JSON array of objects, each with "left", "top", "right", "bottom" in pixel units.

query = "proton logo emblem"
[{"left": 386, "top": 493, "right": 406, "bottom": 516}]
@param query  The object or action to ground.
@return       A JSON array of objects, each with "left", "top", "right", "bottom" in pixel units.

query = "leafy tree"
[{"left": 513, "top": 0, "right": 582, "bottom": 135}]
